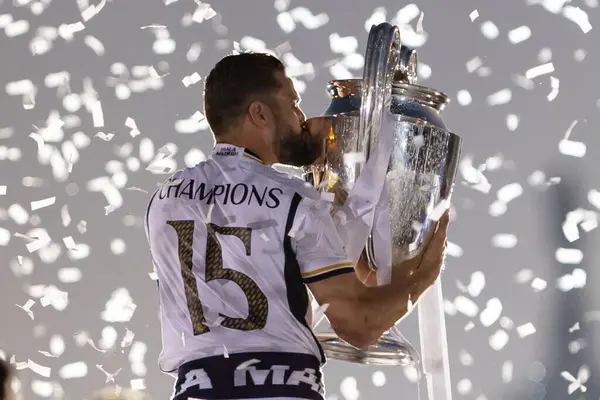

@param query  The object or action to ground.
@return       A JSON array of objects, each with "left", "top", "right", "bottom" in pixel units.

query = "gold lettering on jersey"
[
  {"left": 167, "top": 220, "right": 269, "bottom": 336},
  {"left": 159, "top": 179, "right": 282, "bottom": 209},
  {"left": 167, "top": 220, "right": 210, "bottom": 335},
  {"left": 206, "top": 224, "right": 269, "bottom": 331}
]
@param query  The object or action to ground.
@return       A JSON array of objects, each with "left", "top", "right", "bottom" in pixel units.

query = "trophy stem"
[{"left": 418, "top": 278, "right": 453, "bottom": 400}]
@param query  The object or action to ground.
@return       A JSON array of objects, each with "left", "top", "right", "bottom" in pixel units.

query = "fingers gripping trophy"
[{"left": 303, "top": 23, "right": 462, "bottom": 400}]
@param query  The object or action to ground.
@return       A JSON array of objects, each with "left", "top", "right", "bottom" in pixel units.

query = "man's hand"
[{"left": 400, "top": 210, "right": 450, "bottom": 296}]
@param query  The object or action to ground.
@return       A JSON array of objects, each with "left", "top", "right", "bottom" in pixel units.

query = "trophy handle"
[
  {"left": 360, "top": 22, "right": 401, "bottom": 160},
  {"left": 360, "top": 23, "right": 400, "bottom": 272}
]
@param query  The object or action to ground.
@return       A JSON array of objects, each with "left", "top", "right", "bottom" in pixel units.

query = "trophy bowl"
[{"left": 304, "top": 22, "right": 462, "bottom": 367}]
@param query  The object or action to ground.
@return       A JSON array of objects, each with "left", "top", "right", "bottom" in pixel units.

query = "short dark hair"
[{"left": 204, "top": 52, "right": 285, "bottom": 136}]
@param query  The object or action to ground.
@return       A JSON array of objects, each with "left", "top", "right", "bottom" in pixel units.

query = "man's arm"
[{"left": 297, "top": 206, "right": 449, "bottom": 349}]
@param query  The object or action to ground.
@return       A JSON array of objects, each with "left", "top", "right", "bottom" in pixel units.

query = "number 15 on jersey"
[{"left": 167, "top": 220, "right": 270, "bottom": 335}]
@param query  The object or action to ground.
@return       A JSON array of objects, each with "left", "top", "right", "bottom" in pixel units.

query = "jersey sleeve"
[{"left": 290, "top": 198, "right": 355, "bottom": 284}]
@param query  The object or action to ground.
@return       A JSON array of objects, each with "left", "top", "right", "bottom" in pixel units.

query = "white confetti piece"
[
  {"left": 84, "top": 35, "right": 105, "bottom": 55},
  {"left": 130, "top": 379, "right": 145, "bottom": 390},
  {"left": 192, "top": 2, "right": 217, "bottom": 23},
  {"left": 182, "top": 72, "right": 202, "bottom": 87},
  {"left": 486, "top": 89, "right": 512, "bottom": 106},
  {"left": 481, "top": 20, "right": 499, "bottom": 39},
  {"left": 81, "top": 0, "right": 107, "bottom": 22},
  {"left": 92, "top": 100, "right": 104, "bottom": 127},
  {"left": 28, "top": 359, "right": 51, "bottom": 377},
  {"left": 0, "top": 185, "right": 6, "bottom": 195},
  {"left": 62, "top": 236, "right": 77, "bottom": 250},
  {"left": 588, "top": 189, "right": 600, "bottom": 210},
  {"left": 569, "top": 322, "right": 580, "bottom": 333},
  {"left": 480, "top": 298, "right": 503, "bottom": 327},
  {"left": 458, "top": 349, "right": 474, "bottom": 366},
  {"left": 37, "top": 351, "right": 58, "bottom": 358},
  {"left": 492, "top": 233, "right": 517, "bottom": 248},
  {"left": 121, "top": 328, "right": 135, "bottom": 348},
  {"left": 58, "top": 267, "right": 82, "bottom": 283},
  {"left": 547, "top": 76, "right": 560, "bottom": 101},
  {"left": 456, "top": 90, "right": 472, "bottom": 106},
  {"left": 555, "top": 247, "right": 583, "bottom": 264},
  {"left": 469, "top": 10, "right": 479, "bottom": 21},
  {"left": 563, "top": 6, "right": 593, "bottom": 33},
  {"left": 561, "top": 366, "right": 589, "bottom": 394},
  {"left": 508, "top": 25, "right": 531, "bottom": 43},
  {"left": 59, "top": 361, "right": 88, "bottom": 379},
  {"left": 525, "top": 62, "right": 555, "bottom": 79},
  {"left": 558, "top": 139, "right": 586, "bottom": 157},
  {"left": 25, "top": 230, "right": 52, "bottom": 252},
  {"left": 31, "top": 197, "right": 56, "bottom": 211},
  {"left": 466, "top": 57, "right": 483, "bottom": 73},
  {"left": 16, "top": 299, "right": 36, "bottom": 319},
  {"left": 497, "top": 183, "right": 523, "bottom": 203},
  {"left": 489, "top": 329, "right": 509, "bottom": 351},
  {"left": 5, "top": 20, "right": 30, "bottom": 37},
  {"left": 340, "top": 376, "right": 360, "bottom": 400},
  {"left": 467, "top": 271, "right": 485, "bottom": 297},
  {"left": 95, "top": 132, "right": 114, "bottom": 142},
  {"left": 502, "top": 361, "right": 513, "bottom": 383},
  {"left": 454, "top": 296, "right": 479, "bottom": 318},
  {"left": 446, "top": 241, "right": 463, "bottom": 257},
  {"left": 516, "top": 322, "right": 536, "bottom": 338},
  {"left": 531, "top": 277, "right": 547, "bottom": 292},
  {"left": 102, "top": 288, "right": 137, "bottom": 322}
]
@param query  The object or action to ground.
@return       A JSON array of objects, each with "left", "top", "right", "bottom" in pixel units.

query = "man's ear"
[{"left": 248, "top": 101, "right": 271, "bottom": 128}]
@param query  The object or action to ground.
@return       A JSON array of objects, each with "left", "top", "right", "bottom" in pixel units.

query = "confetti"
[
  {"left": 469, "top": 10, "right": 479, "bottom": 22},
  {"left": 507, "top": 25, "right": 531, "bottom": 43},
  {"left": 31, "top": 197, "right": 56, "bottom": 211},
  {"left": 562, "top": 6, "right": 593, "bottom": 33},
  {"left": 486, "top": 89, "right": 512, "bottom": 106},
  {"left": 27, "top": 359, "right": 51, "bottom": 378},
  {"left": 525, "top": 62, "right": 555, "bottom": 79},
  {"left": 547, "top": 76, "right": 560, "bottom": 101},
  {"left": 555, "top": 247, "right": 583, "bottom": 264},
  {"left": 516, "top": 322, "right": 536, "bottom": 338},
  {"left": 59, "top": 361, "right": 88, "bottom": 379},
  {"left": 479, "top": 298, "right": 502, "bottom": 327},
  {"left": 182, "top": 72, "right": 202, "bottom": 87},
  {"left": 81, "top": 0, "right": 107, "bottom": 22},
  {"left": 91, "top": 100, "right": 104, "bottom": 127},
  {"left": 16, "top": 299, "right": 36, "bottom": 320}
]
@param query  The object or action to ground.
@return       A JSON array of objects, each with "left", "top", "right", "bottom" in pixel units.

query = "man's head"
[{"left": 204, "top": 52, "right": 323, "bottom": 166}]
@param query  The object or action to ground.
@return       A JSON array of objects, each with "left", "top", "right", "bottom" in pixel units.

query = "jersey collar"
[{"left": 212, "top": 143, "right": 264, "bottom": 165}]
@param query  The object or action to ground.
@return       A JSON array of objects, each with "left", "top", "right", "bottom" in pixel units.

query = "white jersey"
[{"left": 145, "top": 143, "right": 354, "bottom": 374}]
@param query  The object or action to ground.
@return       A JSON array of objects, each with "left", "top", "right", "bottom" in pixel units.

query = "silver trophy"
[{"left": 304, "top": 22, "right": 462, "bottom": 400}]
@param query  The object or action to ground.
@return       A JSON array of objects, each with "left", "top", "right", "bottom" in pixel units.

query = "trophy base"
[{"left": 316, "top": 332, "right": 417, "bottom": 366}]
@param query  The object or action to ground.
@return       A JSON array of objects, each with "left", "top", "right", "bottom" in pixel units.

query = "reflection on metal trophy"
[{"left": 303, "top": 22, "right": 462, "bottom": 398}]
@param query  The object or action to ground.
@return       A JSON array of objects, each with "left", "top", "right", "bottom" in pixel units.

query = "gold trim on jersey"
[
  {"left": 243, "top": 153, "right": 263, "bottom": 164},
  {"left": 301, "top": 261, "right": 354, "bottom": 278}
]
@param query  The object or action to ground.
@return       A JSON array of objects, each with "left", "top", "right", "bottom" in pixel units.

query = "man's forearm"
[{"left": 356, "top": 262, "right": 424, "bottom": 345}]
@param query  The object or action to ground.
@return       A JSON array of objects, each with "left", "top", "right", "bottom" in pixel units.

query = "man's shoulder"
[{"left": 246, "top": 164, "right": 321, "bottom": 199}]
